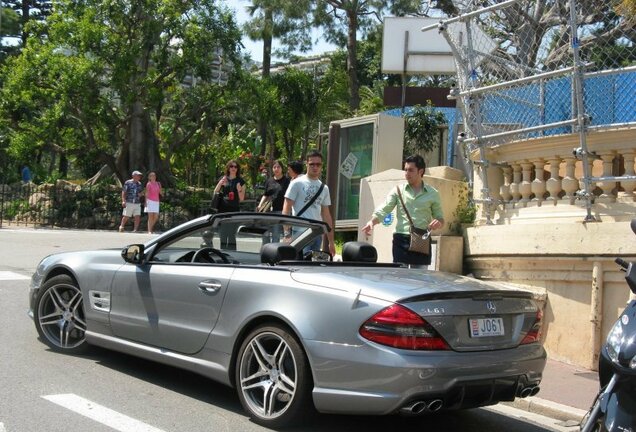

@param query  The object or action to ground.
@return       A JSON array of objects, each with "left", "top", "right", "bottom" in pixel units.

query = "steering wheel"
[{"left": 191, "top": 247, "right": 230, "bottom": 264}]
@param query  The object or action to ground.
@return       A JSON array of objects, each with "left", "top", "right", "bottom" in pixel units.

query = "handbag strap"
[
  {"left": 396, "top": 186, "right": 415, "bottom": 228},
  {"left": 297, "top": 182, "right": 325, "bottom": 217}
]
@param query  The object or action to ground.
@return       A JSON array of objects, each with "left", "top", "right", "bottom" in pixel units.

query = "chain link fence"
[{"left": 425, "top": 0, "right": 636, "bottom": 222}]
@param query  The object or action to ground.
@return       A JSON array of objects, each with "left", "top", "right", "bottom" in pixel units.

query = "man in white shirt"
[{"left": 282, "top": 150, "right": 336, "bottom": 256}]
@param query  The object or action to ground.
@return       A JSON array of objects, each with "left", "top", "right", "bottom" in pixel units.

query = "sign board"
[{"left": 382, "top": 17, "right": 497, "bottom": 75}]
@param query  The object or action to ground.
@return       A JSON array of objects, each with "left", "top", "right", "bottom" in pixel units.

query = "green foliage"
[
  {"left": 3, "top": 199, "right": 29, "bottom": 219},
  {"left": 0, "top": 0, "right": 245, "bottom": 185},
  {"left": 403, "top": 103, "right": 446, "bottom": 158},
  {"left": 452, "top": 182, "right": 476, "bottom": 233},
  {"left": 0, "top": 7, "right": 21, "bottom": 37}
]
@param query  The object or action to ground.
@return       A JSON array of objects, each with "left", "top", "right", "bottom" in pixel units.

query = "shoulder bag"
[
  {"left": 210, "top": 191, "right": 222, "bottom": 214},
  {"left": 296, "top": 182, "right": 325, "bottom": 218},
  {"left": 396, "top": 186, "right": 430, "bottom": 255}
]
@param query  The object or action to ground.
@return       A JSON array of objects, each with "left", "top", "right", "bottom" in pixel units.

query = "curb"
[{"left": 504, "top": 397, "right": 588, "bottom": 423}]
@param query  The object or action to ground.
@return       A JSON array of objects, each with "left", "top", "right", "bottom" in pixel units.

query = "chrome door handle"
[{"left": 198, "top": 281, "right": 222, "bottom": 293}]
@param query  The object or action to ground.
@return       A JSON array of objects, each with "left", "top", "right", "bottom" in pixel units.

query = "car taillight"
[
  {"left": 359, "top": 304, "right": 450, "bottom": 350},
  {"left": 520, "top": 309, "right": 544, "bottom": 344}
]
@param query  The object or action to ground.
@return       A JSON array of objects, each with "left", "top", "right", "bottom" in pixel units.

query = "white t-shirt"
[{"left": 284, "top": 176, "right": 331, "bottom": 222}]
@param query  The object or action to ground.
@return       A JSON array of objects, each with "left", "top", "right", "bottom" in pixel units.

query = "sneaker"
[{"left": 118, "top": 226, "right": 124, "bottom": 232}]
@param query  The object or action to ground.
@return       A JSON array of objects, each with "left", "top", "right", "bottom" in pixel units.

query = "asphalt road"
[{"left": 0, "top": 227, "right": 575, "bottom": 432}]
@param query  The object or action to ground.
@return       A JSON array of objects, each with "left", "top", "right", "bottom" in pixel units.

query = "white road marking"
[
  {"left": 0, "top": 422, "right": 6, "bottom": 432},
  {"left": 42, "top": 394, "right": 168, "bottom": 432},
  {"left": 0, "top": 271, "right": 29, "bottom": 280}
]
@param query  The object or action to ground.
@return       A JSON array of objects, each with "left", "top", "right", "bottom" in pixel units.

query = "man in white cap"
[{"left": 119, "top": 170, "right": 144, "bottom": 232}]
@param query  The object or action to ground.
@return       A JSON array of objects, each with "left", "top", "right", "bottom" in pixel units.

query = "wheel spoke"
[
  {"left": 251, "top": 338, "right": 274, "bottom": 369},
  {"left": 241, "top": 370, "right": 269, "bottom": 390},
  {"left": 273, "top": 340, "right": 287, "bottom": 368},
  {"left": 49, "top": 286, "right": 70, "bottom": 310},
  {"left": 69, "top": 291, "right": 82, "bottom": 310},
  {"left": 74, "top": 315, "right": 87, "bottom": 330},
  {"left": 39, "top": 310, "right": 63, "bottom": 322},
  {"left": 263, "top": 381, "right": 278, "bottom": 416},
  {"left": 277, "top": 373, "right": 296, "bottom": 395},
  {"left": 59, "top": 321, "right": 70, "bottom": 347}
]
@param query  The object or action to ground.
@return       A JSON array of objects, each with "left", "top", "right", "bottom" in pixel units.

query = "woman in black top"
[
  {"left": 214, "top": 160, "right": 245, "bottom": 249},
  {"left": 258, "top": 160, "right": 290, "bottom": 243}
]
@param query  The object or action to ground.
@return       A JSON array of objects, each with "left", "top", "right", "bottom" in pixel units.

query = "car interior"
[{"left": 147, "top": 218, "right": 380, "bottom": 266}]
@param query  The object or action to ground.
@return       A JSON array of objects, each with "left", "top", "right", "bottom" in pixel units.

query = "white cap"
[{"left": 132, "top": 170, "right": 142, "bottom": 176}]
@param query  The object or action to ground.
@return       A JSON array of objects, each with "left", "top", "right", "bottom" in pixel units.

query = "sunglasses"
[
  {"left": 307, "top": 162, "right": 322, "bottom": 167},
  {"left": 229, "top": 165, "right": 238, "bottom": 168}
]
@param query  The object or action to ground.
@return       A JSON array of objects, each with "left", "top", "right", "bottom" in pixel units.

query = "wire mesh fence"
[{"left": 427, "top": 0, "right": 636, "bottom": 222}]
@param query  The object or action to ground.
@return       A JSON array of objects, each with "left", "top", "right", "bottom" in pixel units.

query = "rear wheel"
[
  {"left": 235, "top": 324, "right": 313, "bottom": 428},
  {"left": 34, "top": 275, "right": 88, "bottom": 353}
]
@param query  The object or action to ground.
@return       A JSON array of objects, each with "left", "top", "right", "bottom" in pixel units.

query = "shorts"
[
  {"left": 145, "top": 199, "right": 160, "bottom": 213},
  {"left": 122, "top": 203, "right": 141, "bottom": 217}
]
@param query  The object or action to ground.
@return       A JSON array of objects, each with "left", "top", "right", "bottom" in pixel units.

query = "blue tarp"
[{"left": 384, "top": 70, "right": 636, "bottom": 167}]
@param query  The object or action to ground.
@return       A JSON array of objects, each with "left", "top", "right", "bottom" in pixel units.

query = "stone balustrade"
[{"left": 471, "top": 126, "right": 636, "bottom": 224}]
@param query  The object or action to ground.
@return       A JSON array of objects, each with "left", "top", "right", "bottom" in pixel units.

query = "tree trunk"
[
  {"left": 259, "top": 8, "right": 273, "bottom": 159},
  {"left": 346, "top": 8, "right": 360, "bottom": 110},
  {"left": 85, "top": 164, "right": 115, "bottom": 186}
]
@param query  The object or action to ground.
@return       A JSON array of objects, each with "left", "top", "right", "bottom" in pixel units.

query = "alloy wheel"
[
  {"left": 36, "top": 280, "right": 86, "bottom": 350},
  {"left": 238, "top": 331, "right": 299, "bottom": 420}
]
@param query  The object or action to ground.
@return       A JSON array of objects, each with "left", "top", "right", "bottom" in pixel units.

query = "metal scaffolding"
[{"left": 422, "top": 0, "right": 636, "bottom": 224}]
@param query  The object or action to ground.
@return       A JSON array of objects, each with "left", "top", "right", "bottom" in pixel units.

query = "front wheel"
[
  {"left": 235, "top": 324, "right": 313, "bottom": 428},
  {"left": 34, "top": 274, "right": 88, "bottom": 354}
]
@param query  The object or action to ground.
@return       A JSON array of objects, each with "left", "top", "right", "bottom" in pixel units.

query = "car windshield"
[{"left": 149, "top": 213, "right": 327, "bottom": 265}]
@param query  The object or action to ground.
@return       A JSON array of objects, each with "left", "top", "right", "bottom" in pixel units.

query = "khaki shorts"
[{"left": 122, "top": 203, "right": 141, "bottom": 217}]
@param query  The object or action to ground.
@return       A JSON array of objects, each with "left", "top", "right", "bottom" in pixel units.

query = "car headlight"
[
  {"left": 606, "top": 319, "right": 623, "bottom": 363},
  {"left": 631, "top": 355, "right": 636, "bottom": 369}
]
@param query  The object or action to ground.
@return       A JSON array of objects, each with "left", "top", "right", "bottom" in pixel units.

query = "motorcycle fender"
[{"left": 604, "top": 389, "right": 636, "bottom": 432}]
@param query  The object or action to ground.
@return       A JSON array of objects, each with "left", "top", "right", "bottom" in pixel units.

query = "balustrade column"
[
  {"left": 619, "top": 150, "right": 635, "bottom": 200},
  {"left": 579, "top": 159, "right": 596, "bottom": 201},
  {"left": 597, "top": 152, "right": 616, "bottom": 203},
  {"left": 509, "top": 163, "right": 522, "bottom": 205},
  {"left": 561, "top": 157, "right": 578, "bottom": 205},
  {"left": 545, "top": 157, "right": 563, "bottom": 205},
  {"left": 519, "top": 162, "right": 534, "bottom": 206},
  {"left": 499, "top": 166, "right": 512, "bottom": 205},
  {"left": 531, "top": 159, "right": 546, "bottom": 206}
]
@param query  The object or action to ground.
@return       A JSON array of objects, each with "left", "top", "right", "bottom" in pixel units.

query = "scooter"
[{"left": 580, "top": 220, "right": 636, "bottom": 432}]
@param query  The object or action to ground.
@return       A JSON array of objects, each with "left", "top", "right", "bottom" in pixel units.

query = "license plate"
[{"left": 469, "top": 317, "right": 505, "bottom": 337}]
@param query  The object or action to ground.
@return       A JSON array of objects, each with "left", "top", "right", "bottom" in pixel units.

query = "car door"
[
  {"left": 109, "top": 227, "right": 235, "bottom": 354},
  {"left": 109, "top": 263, "right": 234, "bottom": 354}
]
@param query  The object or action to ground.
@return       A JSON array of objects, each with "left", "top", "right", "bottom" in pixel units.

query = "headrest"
[
  {"left": 342, "top": 241, "right": 378, "bottom": 263},
  {"left": 260, "top": 242, "right": 297, "bottom": 265}
]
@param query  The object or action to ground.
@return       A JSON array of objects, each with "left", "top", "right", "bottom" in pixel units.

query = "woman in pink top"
[{"left": 144, "top": 172, "right": 162, "bottom": 234}]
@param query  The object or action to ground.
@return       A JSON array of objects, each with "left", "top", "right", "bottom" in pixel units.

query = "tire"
[
  {"left": 235, "top": 324, "right": 314, "bottom": 428},
  {"left": 34, "top": 274, "right": 88, "bottom": 354}
]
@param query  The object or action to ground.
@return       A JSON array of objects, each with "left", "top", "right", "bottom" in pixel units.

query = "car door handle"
[{"left": 198, "top": 281, "right": 222, "bottom": 293}]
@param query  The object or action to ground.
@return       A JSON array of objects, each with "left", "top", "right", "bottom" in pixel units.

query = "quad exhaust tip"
[
  {"left": 400, "top": 399, "right": 444, "bottom": 415},
  {"left": 518, "top": 385, "right": 540, "bottom": 398}
]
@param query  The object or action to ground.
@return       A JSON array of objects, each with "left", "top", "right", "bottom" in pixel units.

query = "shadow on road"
[{"left": 82, "top": 346, "right": 555, "bottom": 432}]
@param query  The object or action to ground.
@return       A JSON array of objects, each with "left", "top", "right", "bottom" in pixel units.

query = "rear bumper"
[{"left": 307, "top": 339, "right": 546, "bottom": 415}]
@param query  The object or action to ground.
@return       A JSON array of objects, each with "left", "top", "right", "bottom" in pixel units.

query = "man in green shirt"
[{"left": 361, "top": 154, "right": 444, "bottom": 266}]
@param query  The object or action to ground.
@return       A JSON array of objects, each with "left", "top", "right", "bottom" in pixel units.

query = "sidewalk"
[{"left": 505, "top": 358, "right": 599, "bottom": 422}]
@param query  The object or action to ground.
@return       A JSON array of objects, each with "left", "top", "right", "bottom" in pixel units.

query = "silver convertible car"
[{"left": 29, "top": 212, "right": 546, "bottom": 428}]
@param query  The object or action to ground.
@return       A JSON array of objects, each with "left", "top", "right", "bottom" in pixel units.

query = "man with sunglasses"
[{"left": 283, "top": 150, "right": 336, "bottom": 256}]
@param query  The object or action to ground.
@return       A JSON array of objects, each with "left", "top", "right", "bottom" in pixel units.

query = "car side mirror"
[{"left": 121, "top": 244, "right": 145, "bottom": 264}]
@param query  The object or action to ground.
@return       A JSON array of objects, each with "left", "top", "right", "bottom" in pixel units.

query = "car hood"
[{"left": 289, "top": 267, "right": 529, "bottom": 302}]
